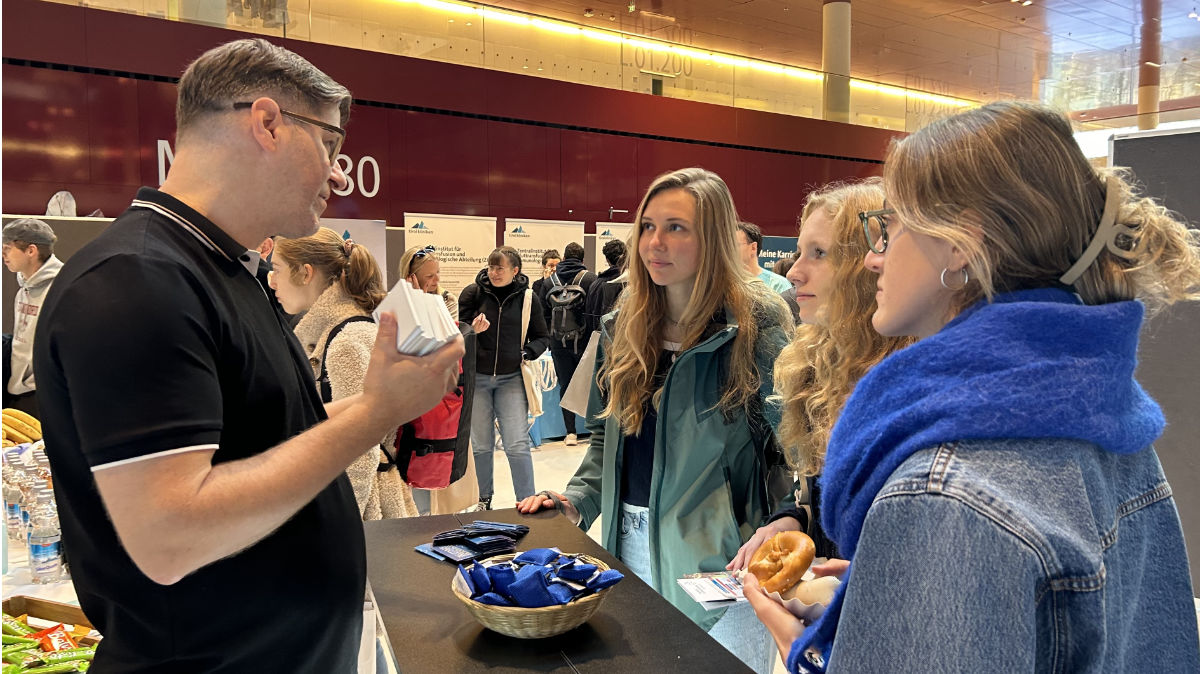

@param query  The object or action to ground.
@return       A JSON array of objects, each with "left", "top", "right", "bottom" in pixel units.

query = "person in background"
[
  {"left": 32, "top": 39, "right": 463, "bottom": 671},
  {"left": 772, "top": 254, "right": 795, "bottom": 278},
  {"left": 530, "top": 248, "right": 561, "bottom": 301},
  {"left": 458, "top": 246, "right": 550, "bottom": 510},
  {"left": 586, "top": 238, "right": 627, "bottom": 334},
  {"left": 737, "top": 221, "right": 792, "bottom": 293},
  {"left": 727, "top": 178, "right": 909, "bottom": 572},
  {"left": 746, "top": 101, "right": 1200, "bottom": 673},
  {"left": 270, "top": 227, "right": 418, "bottom": 520},
  {"left": 399, "top": 244, "right": 458, "bottom": 320},
  {"left": 2, "top": 218, "right": 63, "bottom": 418},
  {"left": 540, "top": 241, "right": 596, "bottom": 446},
  {"left": 519, "top": 168, "right": 793, "bottom": 673}
]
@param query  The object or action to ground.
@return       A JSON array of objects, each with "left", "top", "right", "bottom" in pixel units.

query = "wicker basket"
[{"left": 451, "top": 553, "right": 613, "bottom": 639}]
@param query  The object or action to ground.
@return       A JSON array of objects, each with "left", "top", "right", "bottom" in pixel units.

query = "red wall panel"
[
  {"left": 401, "top": 112, "right": 489, "bottom": 208},
  {"left": 3, "top": 66, "right": 92, "bottom": 185},
  {"left": 487, "top": 121, "right": 558, "bottom": 209}
]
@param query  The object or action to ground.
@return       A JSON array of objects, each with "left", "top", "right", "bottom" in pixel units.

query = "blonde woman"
[
  {"left": 747, "top": 102, "right": 1200, "bottom": 672},
  {"left": 519, "top": 168, "right": 793, "bottom": 673},
  {"left": 398, "top": 244, "right": 458, "bottom": 320},
  {"left": 727, "top": 178, "right": 910, "bottom": 571},
  {"left": 271, "top": 228, "right": 418, "bottom": 520}
]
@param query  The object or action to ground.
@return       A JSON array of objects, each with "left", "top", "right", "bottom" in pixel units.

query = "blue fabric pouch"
[
  {"left": 487, "top": 563, "right": 518, "bottom": 597},
  {"left": 547, "top": 580, "right": 577, "bottom": 604},
  {"left": 457, "top": 565, "right": 476, "bottom": 595},
  {"left": 475, "top": 592, "right": 513, "bottom": 606},
  {"left": 514, "top": 548, "right": 561, "bottom": 566},
  {"left": 586, "top": 569, "right": 624, "bottom": 592},
  {"left": 469, "top": 562, "right": 492, "bottom": 597},
  {"left": 508, "top": 564, "right": 559, "bottom": 607},
  {"left": 557, "top": 560, "right": 598, "bottom": 582}
]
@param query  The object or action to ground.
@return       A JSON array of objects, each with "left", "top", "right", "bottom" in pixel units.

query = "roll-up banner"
[
  {"left": 591, "top": 222, "right": 635, "bottom": 271},
  {"left": 759, "top": 236, "right": 799, "bottom": 273},
  {"left": 321, "top": 218, "right": 388, "bottom": 285},
  {"left": 503, "top": 219, "right": 585, "bottom": 277},
  {"left": 401, "top": 213, "right": 498, "bottom": 299}
]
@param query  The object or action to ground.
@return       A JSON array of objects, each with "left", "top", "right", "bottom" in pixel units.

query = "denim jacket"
[{"left": 806, "top": 438, "right": 1200, "bottom": 673}]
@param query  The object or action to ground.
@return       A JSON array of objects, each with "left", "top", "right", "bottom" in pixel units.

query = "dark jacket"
[
  {"left": 458, "top": 269, "right": 549, "bottom": 376},
  {"left": 585, "top": 265, "right": 625, "bottom": 334},
  {"left": 538, "top": 258, "right": 597, "bottom": 335}
]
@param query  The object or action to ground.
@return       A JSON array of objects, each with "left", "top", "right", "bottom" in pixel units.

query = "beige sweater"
[{"left": 294, "top": 284, "right": 418, "bottom": 520}]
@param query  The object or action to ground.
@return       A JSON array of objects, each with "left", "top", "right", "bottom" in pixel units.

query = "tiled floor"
[{"left": 484, "top": 436, "right": 789, "bottom": 674}]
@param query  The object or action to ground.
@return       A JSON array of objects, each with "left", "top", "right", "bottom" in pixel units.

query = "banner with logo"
[
  {"left": 758, "top": 235, "right": 799, "bottom": 274},
  {"left": 503, "top": 219, "right": 585, "bottom": 277},
  {"left": 590, "top": 222, "right": 634, "bottom": 271},
  {"left": 402, "top": 213, "right": 498, "bottom": 298},
  {"left": 320, "top": 218, "right": 388, "bottom": 284}
]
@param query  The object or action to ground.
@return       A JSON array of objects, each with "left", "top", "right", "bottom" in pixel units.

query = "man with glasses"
[{"left": 33, "top": 39, "right": 463, "bottom": 672}]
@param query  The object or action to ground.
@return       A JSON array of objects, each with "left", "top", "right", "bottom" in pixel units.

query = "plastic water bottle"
[
  {"left": 28, "top": 497, "right": 61, "bottom": 584},
  {"left": 2, "top": 451, "right": 25, "bottom": 541}
]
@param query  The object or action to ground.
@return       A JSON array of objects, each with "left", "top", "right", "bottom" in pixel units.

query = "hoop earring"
[{"left": 940, "top": 267, "right": 968, "bottom": 290}]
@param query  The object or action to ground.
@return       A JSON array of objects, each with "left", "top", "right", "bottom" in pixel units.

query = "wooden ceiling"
[{"left": 493, "top": 0, "right": 1200, "bottom": 104}]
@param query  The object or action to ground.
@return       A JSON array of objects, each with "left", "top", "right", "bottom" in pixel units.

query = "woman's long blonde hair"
[
  {"left": 599, "top": 167, "right": 793, "bottom": 435},
  {"left": 885, "top": 101, "right": 1200, "bottom": 315},
  {"left": 274, "top": 227, "right": 386, "bottom": 313},
  {"left": 774, "top": 179, "right": 911, "bottom": 476}
]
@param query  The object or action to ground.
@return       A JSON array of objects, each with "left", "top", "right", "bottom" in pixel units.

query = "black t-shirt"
[
  {"left": 620, "top": 348, "right": 677, "bottom": 507},
  {"left": 34, "top": 188, "right": 366, "bottom": 673}
]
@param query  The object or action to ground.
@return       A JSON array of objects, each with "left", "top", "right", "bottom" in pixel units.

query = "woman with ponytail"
[{"left": 271, "top": 227, "right": 418, "bottom": 519}]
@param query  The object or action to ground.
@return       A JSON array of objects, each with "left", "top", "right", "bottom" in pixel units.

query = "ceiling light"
[
  {"left": 1022, "top": 0, "right": 1032, "bottom": 5},
  {"left": 583, "top": 8, "right": 594, "bottom": 18},
  {"left": 1144, "top": 61, "right": 1162, "bottom": 67}
]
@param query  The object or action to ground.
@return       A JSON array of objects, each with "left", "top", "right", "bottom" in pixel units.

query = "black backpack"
[{"left": 546, "top": 270, "right": 588, "bottom": 349}]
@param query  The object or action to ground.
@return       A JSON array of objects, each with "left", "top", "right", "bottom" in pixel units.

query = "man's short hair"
[
  {"left": 3, "top": 218, "right": 56, "bottom": 261},
  {"left": 737, "top": 221, "right": 764, "bottom": 252},
  {"left": 175, "top": 38, "right": 352, "bottom": 140},
  {"left": 540, "top": 249, "right": 561, "bottom": 266},
  {"left": 489, "top": 246, "right": 522, "bottom": 271},
  {"left": 563, "top": 242, "right": 585, "bottom": 261},
  {"left": 602, "top": 239, "right": 626, "bottom": 267}
]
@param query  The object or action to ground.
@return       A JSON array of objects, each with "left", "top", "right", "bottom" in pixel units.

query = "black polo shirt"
[{"left": 34, "top": 188, "right": 366, "bottom": 673}]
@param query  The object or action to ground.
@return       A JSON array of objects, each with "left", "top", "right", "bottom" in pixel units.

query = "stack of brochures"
[{"left": 374, "top": 281, "right": 459, "bottom": 355}]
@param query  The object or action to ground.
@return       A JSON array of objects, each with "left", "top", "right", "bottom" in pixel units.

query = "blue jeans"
[
  {"left": 471, "top": 372, "right": 535, "bottom": 501},
  {"left": 617, "top": 503, "right": 776, "bottom": 674}
]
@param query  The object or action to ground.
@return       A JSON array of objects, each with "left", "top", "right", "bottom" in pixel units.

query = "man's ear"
[{"left": 247, "top": 97, "right": 284, "bottom": 152}]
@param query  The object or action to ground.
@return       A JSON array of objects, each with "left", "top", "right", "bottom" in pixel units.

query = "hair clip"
[{"left": 1059, "top": 175, "right": 1141, "bottom": 286}]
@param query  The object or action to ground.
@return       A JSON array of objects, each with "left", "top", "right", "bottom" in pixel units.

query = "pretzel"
[{"left": 748, "top": 531, "right": 816, "bottom": 594}]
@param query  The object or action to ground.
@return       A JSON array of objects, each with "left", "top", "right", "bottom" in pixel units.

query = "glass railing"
[{"left": 45, "top": 0, "right": 975, "bottom": 132}]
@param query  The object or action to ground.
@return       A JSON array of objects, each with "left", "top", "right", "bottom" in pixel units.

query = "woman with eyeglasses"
[
  {"left": 270, "top": 228, "right": 418, "bottom": 519},
  {"left": 746, "top": 101, "right": 1200, "bottom": 673},
  {"left": 399, "top": 244, "right": 458, "bottom": 320},
  {"left": 726, "top": 178, "right": 910, "bottom": 574},
  {"left": 518, "top": 168, "right": 793, "bottom": 673}
]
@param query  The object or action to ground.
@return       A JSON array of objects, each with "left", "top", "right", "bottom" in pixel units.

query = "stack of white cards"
[{"left": 373, "top": 282, "right": 459, "bottom": 356}]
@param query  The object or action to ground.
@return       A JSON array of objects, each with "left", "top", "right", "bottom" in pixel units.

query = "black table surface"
[{"left": 364, "top": 508, "right": 752, "bottom": 673}]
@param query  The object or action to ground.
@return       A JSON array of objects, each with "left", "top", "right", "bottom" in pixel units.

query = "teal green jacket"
[{"left": 564, "top": 308, "right": 789, "bottom": 630}]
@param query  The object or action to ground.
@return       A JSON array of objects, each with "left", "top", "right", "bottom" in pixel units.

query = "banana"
[
  {"left": 2, "top": 408, "right": 40, "bottom": 435},
  {"left": 2, "top": 422, "right": 32, "bottom": 445},
  {"left": 1, "top": 415, "right": 40, "bottom": 442}
]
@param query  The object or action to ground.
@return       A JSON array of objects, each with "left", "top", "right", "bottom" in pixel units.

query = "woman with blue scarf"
[{"left": 745, "top": 101, "right": 1200, "bottom": 672}]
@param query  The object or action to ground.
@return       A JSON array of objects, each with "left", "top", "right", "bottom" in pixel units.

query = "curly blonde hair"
[
  {"left": 774, "top": 179, "right": 912, "bottom": 476},
  {"left": 600, "top": 168, "right": 793, "bottom": 434},
  {"left": 884, "top": 101, "right": 1200, "bottom": 315}
]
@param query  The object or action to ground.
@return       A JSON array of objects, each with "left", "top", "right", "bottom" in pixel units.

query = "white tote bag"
[
  {"left": 519, "top": 289, "right": 544, "bottom": 418},
  {"left": 560, "top": 330, "right": 600, "bottom": 418}
]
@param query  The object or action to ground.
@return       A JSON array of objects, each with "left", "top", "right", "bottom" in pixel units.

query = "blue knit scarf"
[{"left": 789, "top": 287, "right": 1164, "bottom": 672}]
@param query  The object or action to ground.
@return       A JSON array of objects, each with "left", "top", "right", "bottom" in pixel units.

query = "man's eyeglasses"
[
  {"left": 232, "top": 102, "right": 346, "bottom": 164},
  {"left": 858, "top": 208, "right": 895, "bottom": 254}
]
